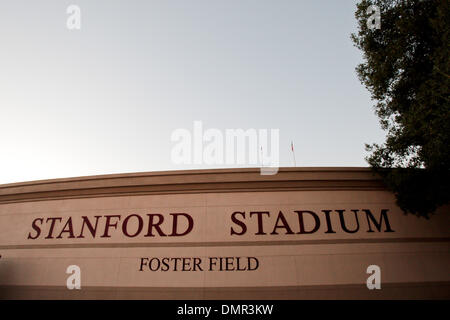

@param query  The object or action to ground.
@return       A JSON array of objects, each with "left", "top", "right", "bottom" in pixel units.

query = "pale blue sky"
[{"left": 0, "top": 1, "right": 385, "bottom": 184}]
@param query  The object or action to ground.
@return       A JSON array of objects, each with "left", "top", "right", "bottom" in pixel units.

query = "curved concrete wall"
[{"left": 0, "top": 168, "right": 449, "bottom": 299}]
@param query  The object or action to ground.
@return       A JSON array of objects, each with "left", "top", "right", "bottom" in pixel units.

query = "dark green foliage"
[{"left": 351, "top": 0, "right": 449, "bottom": 217}]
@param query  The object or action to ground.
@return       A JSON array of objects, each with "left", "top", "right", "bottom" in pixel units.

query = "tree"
[{"left": 351, "top": 0, "right": 449, "bottom": 218}]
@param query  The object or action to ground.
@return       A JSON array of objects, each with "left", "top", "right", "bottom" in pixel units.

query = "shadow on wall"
[{"left": 0, "top": 254, "right": 16, "bottom": 299}]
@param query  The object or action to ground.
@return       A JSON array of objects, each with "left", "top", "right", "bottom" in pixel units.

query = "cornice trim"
[{"left": 0, "top": 167, "right": 386, "bottom": 204}]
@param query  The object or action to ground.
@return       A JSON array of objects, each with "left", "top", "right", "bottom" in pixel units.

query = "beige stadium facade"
[{"left": 0, "top": 167, "right": 449, "bottom": 300}]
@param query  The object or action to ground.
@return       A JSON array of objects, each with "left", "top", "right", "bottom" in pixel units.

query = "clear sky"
[{"left": 0, "top": 0, "right": 385, "bottom": 184}]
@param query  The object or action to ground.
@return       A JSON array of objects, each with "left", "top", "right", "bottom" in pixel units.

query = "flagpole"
[
  {"left": 260, "top": 146, "right": 264, "bottom": 167},
  {"left": 291, "top": 141, "right": 297, "bottom": 167}
]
